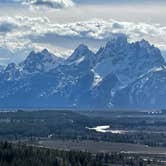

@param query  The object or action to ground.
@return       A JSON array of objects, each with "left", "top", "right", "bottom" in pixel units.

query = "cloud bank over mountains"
[
  {"left": 0, "top": 0, "right": 166, "bottom": 65},
  {"left": 0, "top": 16, "right": 166, "bottom": 64}
]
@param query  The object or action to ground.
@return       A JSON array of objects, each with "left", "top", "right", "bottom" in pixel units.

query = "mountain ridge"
[{"left": 0, "top": 34, "right": 165, "bottom": 109}]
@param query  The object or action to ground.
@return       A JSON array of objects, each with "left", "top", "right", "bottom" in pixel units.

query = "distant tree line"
[
  {"left": 0, "top": 110, "right": 166, "bottom": 147},
  {"left": 0, "top": 142, "right": 164, "bottom": 166}
]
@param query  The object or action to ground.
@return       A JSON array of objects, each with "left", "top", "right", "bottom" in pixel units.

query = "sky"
[{"left": 0, "top": 0, "right": 166, "bottom": 65}]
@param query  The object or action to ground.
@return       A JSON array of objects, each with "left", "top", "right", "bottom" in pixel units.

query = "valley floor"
[
  {"left": 35, "top": 140, "right": 166, "bottom": 155},
  {"left": 0, "top": 109, "right": 166, "bottom": 165}
]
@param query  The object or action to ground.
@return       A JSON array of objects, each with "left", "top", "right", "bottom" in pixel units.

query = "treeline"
[
  {"left": 0, "top": 110, "right": 166, "bottom": 147},
  {"left": 0, "top": 142, "right": 164, "bottom": 166},
  {"left": 0, "top": 142, "right": 97, "bottom": 166}
]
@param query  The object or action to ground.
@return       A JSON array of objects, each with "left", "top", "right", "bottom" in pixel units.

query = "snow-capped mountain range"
[{"left": 0, "top": 34, "right": 165, "bottom": 109}]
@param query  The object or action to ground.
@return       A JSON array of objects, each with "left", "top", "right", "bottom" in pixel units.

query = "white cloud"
[
  {"left": 22, "top": 0, "right": 74, "bottom": 8},
  {"left": 0, "top": 0, "right": 75, "bottom": 9},
  {"left": 0, "top": 16, "right": 166, "bottom": 64}
]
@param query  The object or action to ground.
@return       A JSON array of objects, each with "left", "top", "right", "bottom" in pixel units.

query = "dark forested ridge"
[{"left": 0, "top": 142, "right": 165, "bottom": 166}]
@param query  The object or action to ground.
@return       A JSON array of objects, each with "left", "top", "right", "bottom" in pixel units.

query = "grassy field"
[{"left": 35, "top": 140, "right": 166, "bottom": 155}]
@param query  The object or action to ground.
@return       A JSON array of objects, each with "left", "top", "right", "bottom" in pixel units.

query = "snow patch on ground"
[{"left": 86, "top": 125, "right": 127, "bottom": 134}]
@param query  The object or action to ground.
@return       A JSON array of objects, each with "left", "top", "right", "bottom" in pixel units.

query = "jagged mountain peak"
[
  {"left": 25, "top": 49, "right": 55, "bottom": 62},
  {"left": 67, "top": 44, "right": 95, "bottom": 62},
  {"left": 134, "top": 39, "right": 157, "bottom": 52},
  {"left": 133, "top": 39, "right": 164, "bottom": 63},
  {"left": 138, "top": 39, "right": 150, "bottom": 46},
  {"left": 73, "top": 44, "right": 90, "bottom": 54},
  {"left": 66, "top": 44, "right": 96, "bottom": 69},
  {"left": 95, "top": 35, "right": 165, "bottom": 85},
  {"left": 76, "top": 44, "right": 89, "bottom": 51},
  {"left": 20, "top": 49, "right": 62, "bottom": 73},
  {"left": 106, "top": 33, "right": 128, "bottom": 48},
  {"left": 96, "top": 34, "right": 128, "bottom": 61},
  {"left": 41, "top": 48, "right": 50, "bottom": 54},
  {"left": 97, "top": 35, "right": 162, "bottom": 60}
]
